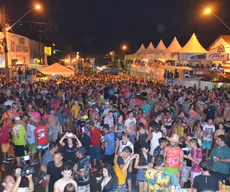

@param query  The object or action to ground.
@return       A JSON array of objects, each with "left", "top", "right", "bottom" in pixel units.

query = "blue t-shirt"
[
  {"left": 42, "top": 150, "right": 54, "bottom": 167},
  {"left": 104, "top": 131, "right": 115, "bottom": 155},
  {"left": 26, "top": 124, "right": 36, "bottom": 144},
  {"left": 141, "top": 104, "right": 151, "bottom": 115}
]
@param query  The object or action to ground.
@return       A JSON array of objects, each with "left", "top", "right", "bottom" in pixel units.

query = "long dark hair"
[{"left": 103, "top": 164, "right": 118, "bottom": 182}]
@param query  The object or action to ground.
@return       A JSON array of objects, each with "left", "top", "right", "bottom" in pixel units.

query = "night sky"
[{"left": 2, "top": 0, "right": 230, "bottom": 55}]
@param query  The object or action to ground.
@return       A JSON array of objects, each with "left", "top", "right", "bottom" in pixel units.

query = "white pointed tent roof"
[
  {"left": 40, "top": 63, "right": 74, "bottom": 77},
  {"left": 147, "top": 42, "right": 155, "bottom": 50},
  {"left": 166, "top": 37, "right": 182, "bottom": 53},
  {"left": 156, "top": 40, "right": 167, "bottom": 51},
  {"left": 179, "top": 33, "right": 207, "bottom": 53},
  {"left": 135, "top": 44, "right": 146, "bottom": 55},
  {"left": 142, "top": 42, "right": 155, "bottom": 54}
]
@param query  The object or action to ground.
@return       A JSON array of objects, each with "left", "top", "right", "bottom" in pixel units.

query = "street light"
[
  {"left": 122, "top": 45, "right": 127, "bottom": 51},
  {"left": 204, "top": 7, "right": 230, "bottom": 30},
  {"left": 204, "top": 8, "right": 211, "bottom": 14},
  {"left": 6, "top": 4, "right": 41, "bottom": 31}
]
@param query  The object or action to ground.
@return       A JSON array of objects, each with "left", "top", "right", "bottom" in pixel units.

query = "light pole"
[
  {"left": 1, "top": 4, "right": 41, "bottom": 81},
  {"left": 204, "top": 8, "right": 230, "bottom": 31},
  {"left": 6, "top": 5, "right": 41, "bottom": 31}
]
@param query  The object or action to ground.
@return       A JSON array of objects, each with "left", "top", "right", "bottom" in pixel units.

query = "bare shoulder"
[
  {"left": 55, "top": 178, "right": 62, "bottom": 185},
  {"left": 71, "top": 179, "right": 78, "bottom": 186}
]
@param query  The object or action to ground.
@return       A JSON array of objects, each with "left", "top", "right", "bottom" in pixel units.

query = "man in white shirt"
[
  {"left": 124, "top": 111, "right": 136, "bottom": 145},
  {"left": 118, "top": 133, "right": 134, "bottom": 155},
  {"left": 202, "top": 119, "right": 215, "bottom": 158}
]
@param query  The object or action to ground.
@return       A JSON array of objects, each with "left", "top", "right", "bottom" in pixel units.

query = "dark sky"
[{"left": 3, "top": 0, "right": 230, "bottom": 55}]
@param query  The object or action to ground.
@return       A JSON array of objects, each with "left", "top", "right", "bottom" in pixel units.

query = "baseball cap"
[
  {"left": 86, "top": 121, "right": 94, "bottom": 126},
  {"left": 81, "top": 126, "right": 89, "bottom": 134},
  {"left": 15, "top": 117, "right": 21, "bottom": 121},
  {"left": 81, "top": 115, "right": 88, "bottom": 120},
  {"left": 76, "top": 147, "right": 86, "bottom": 155}
]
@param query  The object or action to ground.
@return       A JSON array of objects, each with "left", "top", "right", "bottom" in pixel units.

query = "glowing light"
[
  {"left": 35, "top": 4, "right": 41, "bottom": 10},
  {"left": 110, "top": 52, "right": 113, "bottom": 56},
  {"left": 204, "top": 8, "right": 211, "bottom": 14},
  {"left": 122, "top": 45, "right": 127, "bottom": 50}
]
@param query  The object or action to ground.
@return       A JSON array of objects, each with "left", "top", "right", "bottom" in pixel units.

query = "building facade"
[{"left": 0, "top": 32, "right": 46, "bottom": 68}]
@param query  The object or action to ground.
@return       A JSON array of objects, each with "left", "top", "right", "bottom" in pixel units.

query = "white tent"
[
  {"left": 40, "top": 63, "right": 74, "bottom": 77},
  {"left": 179, "top": 33, "right": 207, "bottom": 53},
  {"left": 144, "top": 42, "right": 155, "bottom": 53},
  {"left": 166, "top": 37, "right": 182, "bottom": 53},
  {"left": 156, "top": 40, "right": 167, "bottom": 51},
  {"left": 141, "top": 42, "right": 155, "bottom": 55},
  {"left": 135, "top": 43, "right": 146, "bottom": 59},
  {"left": 135, "top": 44, "right": 146, "bottom": 54}
]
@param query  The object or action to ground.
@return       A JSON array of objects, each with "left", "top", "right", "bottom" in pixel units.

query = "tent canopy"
[
  {"left": 135, "top": 44, "right": 146, "bottom": 55},
  {"left": 32, "top": 68, "right": 47, "bottom": 78},
  {"left": 156, "top": 40, "right": 167, "bottom": 51},
  {"left": 142, "top": 42, "right": 155, "bottom": 54},
  {"left": 166, "top": 37, "right": 182, "bottom": 53},
  {"left": 179, "top": 33, "right": 207, "bottom": 53},
  {"left": 40, "top": 63, "right": 74, "bottom": 77}
]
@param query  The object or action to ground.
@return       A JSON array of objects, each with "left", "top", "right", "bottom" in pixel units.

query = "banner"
[
  {"left": 180, "top": 53, "right": 229, "bottom": 61},
  {"left": 206, "top": 53, "right": 229, "bottom": 61}
]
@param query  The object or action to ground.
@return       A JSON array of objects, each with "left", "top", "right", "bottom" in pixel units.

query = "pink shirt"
[
  {"left": 191, "top": 148, "right": 202, "bottom": 173},
  {"left": 165, "top": 146, "right": 182, "bottom": 169},
  {"left": 0, "top": 124, "right": 9, "bottom": 144}
]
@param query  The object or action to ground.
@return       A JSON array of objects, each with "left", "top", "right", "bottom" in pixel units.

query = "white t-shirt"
[
  {"left": 150, "top": 131, "right": 162, "bottom": 155},
  {"left": 203, "top": 123, "right": 215, "bottom": 142},
  {"left": 125, "top": 118, "right": 137, "bottom": 135},
  {"left": 119, "top": 140, "right": 134, "bottom": 154}
]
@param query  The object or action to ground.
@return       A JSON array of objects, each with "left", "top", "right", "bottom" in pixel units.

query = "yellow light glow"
[
  {"left": 110, "top": 52, "right": 113, "bottom": 55},
  {"left": 65, "top": 59, "right": 69, "bottom": 62},
  {"left": 122, "top": 45, "right": 127, "bottom": 50},
  {"left": 204, "top": 8, "right": 211, "bottom": 14},
  {"left": 52, "top": 43, "right": 55, "bottom": 46},
  {"left": 35, "top": 4, "right": 41, "bottom": 10}
]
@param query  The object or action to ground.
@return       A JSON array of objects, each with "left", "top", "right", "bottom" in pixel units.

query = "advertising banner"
[{"left": 179, "top": 53, "right": 229, "bottom": 61}]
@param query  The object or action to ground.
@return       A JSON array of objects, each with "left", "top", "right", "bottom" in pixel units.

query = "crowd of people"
[{"left": 0, "top": 73, "right": 230, "bottom": 192}]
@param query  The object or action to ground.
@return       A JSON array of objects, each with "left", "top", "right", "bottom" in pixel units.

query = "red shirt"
[
  {"left": 63, "top": 107, "right": 71, "bottom": 117},
  {"left": 34, "top": 125, "right": 48, "bottom": 145},
  {"left": 0, "top": 124, "right": 9, "bottom": 144},
  {"left": 90, "top": 127, "right": 101, "bottom": 146}
]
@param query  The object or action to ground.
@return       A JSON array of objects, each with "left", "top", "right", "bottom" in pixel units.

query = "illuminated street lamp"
[
  {"left": 204, "top": 7, "right": 230, "bottom": 30},
  {"left": 204, "top": 8, "right": 211, "bottom": 14},
  {"left": 122, "top": 45, "right": 127, "bottom": 51},
  {"left": 6, "top": 4, "right": 41, "bottom": 31},
  {"left": 110, "top": 51, "right": 114, "bottom": 56}
]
